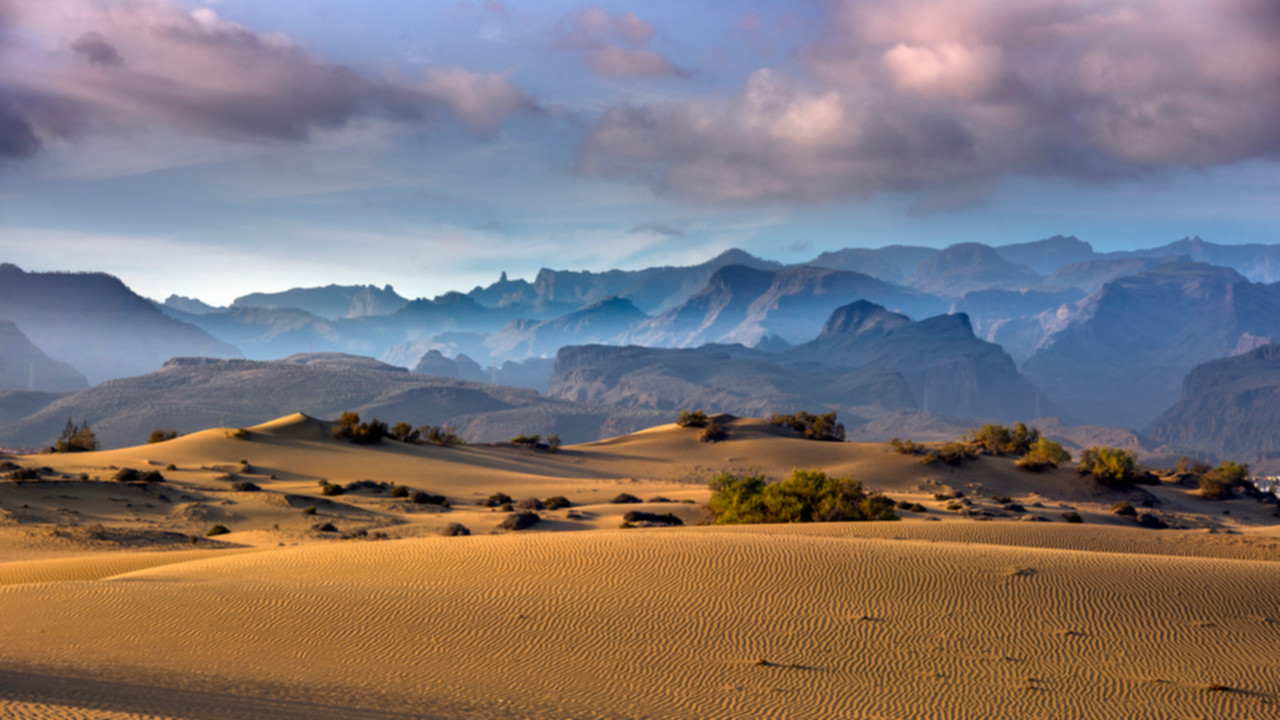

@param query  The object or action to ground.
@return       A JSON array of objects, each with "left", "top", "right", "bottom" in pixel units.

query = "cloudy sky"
[{"left": 1, "top": 0, "right": 1277, "bottom": 304}]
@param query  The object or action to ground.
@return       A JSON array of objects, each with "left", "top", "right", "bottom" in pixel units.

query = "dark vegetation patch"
[
  {"left": 622, "top": 510, "right": 683, "bottom": 526},
  {"left": 769, "top": 410, "right": 845, "bottom": 441},
  {"left": 609, "top": 493, "right": 642, "bottom": 504},
  {"left": 708, "top": 469, "right": 896, "bottom": 524},
  {"left": 676, "top": 409, "right": 708, "bottom": 427},
  {"left": 498, "top": 512, "right": 540, "bottom": 531},
  {"left": 440, "top": 522, "right": 471, "bottom": 536}
]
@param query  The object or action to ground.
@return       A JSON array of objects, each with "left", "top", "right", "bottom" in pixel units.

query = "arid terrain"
[{"left": 2, "top": 414, "right": 1278, "bottom": 719}]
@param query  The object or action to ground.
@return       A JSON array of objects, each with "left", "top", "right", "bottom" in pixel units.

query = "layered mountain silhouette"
[
  {"left": 1022, "top": 261, "right": 1280, "bottom": 428},
  {"left": 1146, "top": 344, "right": 1280, "bottom": 473},
  {"left": 0, "top": 354, "right": 668, "bottom": 450},
  {"left": 0, "top": 264, "right": 240, "bottom": 384},
  {"left": 232, "top": 283, "right": 409, "bottom": 319},
  {"left": 0, "top": 320, "right": 88, "bottom": 392},
  {"left": 906, "top": 243, "right": 1042, "bottom": 298}
]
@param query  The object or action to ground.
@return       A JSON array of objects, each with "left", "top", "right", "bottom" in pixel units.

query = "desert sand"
[{"left": 1, "top": 414, "right": 1278, "bottom": 719}]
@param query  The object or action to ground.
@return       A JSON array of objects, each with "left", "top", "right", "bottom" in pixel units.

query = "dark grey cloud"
[
  {"left": 628, "top": 222, "right": 684, "bottom": 237},
  {"left": 70, "top": 32, "right": 124, "bottom": 68},
  {"left": 580, "top": 0, "right": 1280, "bottom": 208},
  {"left": 0, "top": 1, "right": 535, "bottom": 159}
]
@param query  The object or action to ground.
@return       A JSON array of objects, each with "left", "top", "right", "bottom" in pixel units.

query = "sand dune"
[{"left": 2, "top": 413, "right": 1278, "bottom": 718}]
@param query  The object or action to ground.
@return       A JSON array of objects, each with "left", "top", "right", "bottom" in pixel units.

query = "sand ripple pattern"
[{"left": 2, "top": 528, "right": 1279, "bottom": 719}]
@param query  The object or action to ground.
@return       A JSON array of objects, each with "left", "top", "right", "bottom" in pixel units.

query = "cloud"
[
  {"left": 628, "top": 221, "right": 683, "bottom": 237},
  {"left": 554, "top": 7, "right": 683, "bottom": 78},
  {"left": 580, "top": 0, "right": 1280, "bottom": 207},
  {"left": 0, "top": 0, "right": 534, "bottom": 160}
]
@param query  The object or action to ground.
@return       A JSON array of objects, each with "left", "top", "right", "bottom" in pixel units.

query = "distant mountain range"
[{"left": 0, "top": 320, "right": 88, "bottom": 392}]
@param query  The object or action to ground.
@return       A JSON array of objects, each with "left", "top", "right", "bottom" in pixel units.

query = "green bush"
[
  {"left": 1016, "top": 437, "right": 1072, "bottom": 471},
  {"left": 320, "top": 482, "right": 344, "bottom": 496},
  {"left": 1111, "top": 501, "right": 1137, "bottom": 517},
  {"left": 1200, "top": 461, "right": 1249, "bottom": 500},
  {"left": 700, "top": 421, "right": 726, "bottom": 443},
  {"left": 419, "top": 425, "right": 465, "bottom": 446},
  {"left": 677, "top": 410, "right": 709, "bottom": 428},
  {"left": 226, "top": 428, "right": 250, "bottom": 440},
  {"left": 390, "top": 484, "right": 409, "bottom": 497},
  {"left": 54, "top": 419, "right": 98, "bottom": 453},
  {"left": 148, "top": 429, "right": 180, "bottom": 444},
  {"left": 1175, "top": 456, "right": 1211, "bottom": 477},
  {"left": 890, "top": 438, "right": 926, "bottom": 455},
  {"left": 926, "top": 442, "right": 976, "bottom": 467},
  {"left": 546, "top": 434, "right": 562, "bottom": 453},
  {"left": 483, "top": 492, "right": 514, "bottom": 507},
  {"left": 206, "top": 524, "right": 230, "bottom": 537},
  {"left": 332, "top": 412, "right": 387, "bottom": 445},
  {"left": 511, "top": 434, "right": 541, "bottom": 447},
  {"left": 1078, "top": 446, "right": 1139, "bottom": 487},
  {"left": 390, "top": 422, "right": 418, "bottom": 443},
  {"left": 965, "top": 423, "right": 1040, "bottom": 456},
  {"left": 707, "top": 469, "right": 897, "bottom": 524},
  {"left": 769, "top": 411, "right": 845, "bottom": 441}
]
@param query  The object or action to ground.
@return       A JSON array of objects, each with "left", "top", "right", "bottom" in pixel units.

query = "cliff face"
[
  {"left": 1022, "top": 262, "right": 1280, "bottom": 428},
  {"left": 1146, "top": 344, "right": 1280, "bottom": 472}
]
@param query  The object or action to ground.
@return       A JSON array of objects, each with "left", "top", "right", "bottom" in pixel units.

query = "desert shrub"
[
  {"left": 165, "top": 463, "right": 177, "bottom": 471},
  {"left": 1111, "top": 501, "right": 1137, "bottom": 517},
  {"left": 54, "top": 419, "right": 99, "bottom": 453},
  {"left": 708, "top": 469, "right": 897, "bottom": 524},
  {"left": 1137, "top": 513, "right": 1168, "bottom": 529},
  {"left": 137, "top": 470, "right": 165, "bottom": 483},
  {"left": 344, "top": 479, "right": 391, "bottom": 493},
  {"left": 648, "top": 496, "right": 673, "bottom": 503},
  {"left": 1078, "top": 446, "right": 1139, "bottom": 488},
  {"left": 610, "top": 493, "right": 642, "bottom": 504},
  {"left": 148, "top": 428, "right": 180, "bottom": 444},
  {"left": 622, "top": 510, "right": 683, "bottom": 526},
  {"left": 320, "top": 482, "right": 344, "bottom": 496},
  {"left": 419, "top": 425, "right": 465, "bottom": 446},
  {"left": 890, "top": 438, "right": 926, "bottom": 455},
  {"left": 965, "top": 423, "right": 1040, "bottom": 456},
  {"left": 302, "top": 505, "right": 317, "bottom": 515},
  {"left": 332, "top": 412, "right": 387, "bottom": 445},
  {"left": 511, "top": 434, "right": 541, "bottom": 448},
  {"left": 390, "top": 422, "right": 418, "bottom": 443},
  {"left": 769, "top": 411, "right": 846, "bottom": 441},
  {"left": 1062, "top": 511, "right": 1084, "bottom": 523},
  {"left": 1016, "top": 438, "right": 1072, "bottom": 471},
  {"left": 700, "top": 421, "right": 726, "bottom": 443},
  {"left": 231, "top": 481, "right": 260, "bottom": 492},
  {"left": 499, "top": 511, "right": 541, "bottom": 531},
  {"left": 5, "top": 467, "right": 39, "bottom": 481},
  {"left": 896, "top": 500, "right": 912, "bottom": 510},
  {"left": 390, "top": 484, "right": 409, "bottom": 498},
  {"left": 936, "top": 442, "right": 977, "bottom": 466},
  {"left": 206, "top": 524, "right": 230, "bottom": 537},
  {"left": 441, "top": 522, "right": 471, "bottom": 536},
  {"left": 547, "top": 434, "right": 564, "bottom": 453},
  {"left": 112, "top": 468, "right": 140, "bottom": 483},
  {"left": 544, "top": 495, "right": 572, "bottom": 510},
  {"left": 677, "top": 410, "right": 709, "bottom": 428},
  {"left": 313, "top": 522, "right": 338, "bottom": 533},
  {"left": 1175, "top": 456, "right": 1212, "bottom": 477},
  {"left": 483, "top": 492, "right": 514, "bottom": 507},
  {"left": 517, "top": 497, "right": 546, "bottom": 511},
  {"left": 226, "top": 428, "right": 250, "bottom": 440},
  {"left": 1200, "top": 461, "right": 1250, "bottom": 500},
  {"left": 410, "top": 490, "right": 447, "bottom": 505},
  {"left": 908, "top": 503, "right": 927, "bottom": 513}
]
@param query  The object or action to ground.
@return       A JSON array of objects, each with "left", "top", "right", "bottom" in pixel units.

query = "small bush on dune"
[
  {"left": 390, "top": 422, "right": 418, "bottom": 443},
  {"left": 231, "top": 481, "right": 260, "bottom": 492},
  {"left": 1078, "top": 446, "right": 1139, "bottom": 488},
  {"left": 226, "top": 428, "right": 250, "bottom": 440},
  {"left": 112, "top": 468, "right": 139, "bottom": 483},
  {"left": 677, "top": 410, "right": 709, "bottom": 428},
  {"left": 708, "top": 469, "right": 897, "bottom": 524},
  {"left": 206, "top": 524, "right": 230, "bottom": 537},
  {"left": 700, "top": 421, "right": 726, "bottom": 443},
  {"left": 440, "top": 522, "right": 471, "bottom": 537},
  {"left": 410, "top": 490, "right": 447, "bottom": 506},
  {"left": 1111, "top": 501, "right": 1137, "bottom": 517},
  {"left": 419, "top": 425, "right": 465, "bottom": 446},
  {"left": 55, "top": 419, "right": 99, "bottom": 453},
  {"left": 302, "top": 505, "right": 317, "bottom": 515},
  {"left": 517, "top": 497, "right": 546, "bottom": 511},
  {"left": 511, "top": 434, "right": 541, "bottom": 448},
  {"left": 890, "top": 438, "right": 926, "bottom": 455},
  {"left": 1200, "top": 461, "right": 1250, "bottom": 500},
  {"left": 499, "top": 512, "right": 541, "bottom": 531},
  {"left": 925, "top": 442, "right": 976, "bottom": 467},
  {"left": 5, "top": 467, "right": 39, "bottom": 481},
  {"left": 622, "top": 510, "right": 683, "bottom": 526},
  {"left": 1016, "top": 438, "right": 1072, "bottom": 471},
  {"left": 1062, "top": 512, "right": 1084, "bottom": 523},
  {"left": 965, "top": 423, "right": 1040, "bottom": 456},
  {"left": 511, "top": 433, "right": 561, "bottom": 452},
  {"left": 1175, "top": 456, "right": 1212, "bottom": 477},
  {"left": 610, "top": 493, "right": 642, "bottom": 504},
  {"left": 483, "top": 492, "right": 514, "bottom": 507},
  {"left": 320, "top": 482, "right": 344, "bottom": 496},
  {"left": 148, "top": 429, "right": 180, "bottom": 444},
  {"left": 332, "top": 412, "right": 387, "bottom": 445},
  {"left": 390, "top": 484, "right": 409, "bottom": 498},
  {"left": 769, "top": 411, "right": 845, "bottom": 441},
  {"left": 544, "top": 495, "right": 572, "bottom": 510}
]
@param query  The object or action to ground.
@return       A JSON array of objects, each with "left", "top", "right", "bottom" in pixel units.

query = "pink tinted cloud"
[
  {"left": 581, "top": 0, "right": 1280, "bottom": 207},
  {"left": 554, "top": 6, "right": 683, "bottom": 78},
  {"left": 0, "top": 0, "right": 534, "bottom": 159}
]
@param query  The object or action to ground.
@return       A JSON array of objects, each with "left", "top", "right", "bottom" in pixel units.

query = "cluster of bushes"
[
  {"left": 707, "top": 469, "right": 896, "bottom": 524},
  {"left": 894, "top": 424, "right": 1070, "bottom": 471},
  {"left": 890, "top": 438, "right": 927, "bottom": 455},
  {"left": 226, "top": 428, "right": 250, "bottom": 440},
  {"left": 112, "top": 468, "right": 165, "bottom": 483},
  {"left": 919, "top": 442, "right": 978, "bottom": 467},
  {"left": 621, "top": 510, "right": 683, "bottom": 528},
  {"left": 332, "top": 412, "right": 388, "bottom": 445},
  {"left": 388, "top": 423, "right": 465, "bottom": 447},
  {"left": 700, "top": 422, "right": 726, "bottom": 443},
  {"left": 54, "top": 419, "right": 98, "bottom": 453},
  {"left": 499, "top": 512, "right": 540, "bottom": 531},
  {"left": 676, "top": 410, "right": 708, "bottom": 427},
  {"left": 965, "top": 423, "right": 1040, "bottom": 455},
  {"left": 511, "top": 433, "right": 562, "bottom": 452},
  {"left": 1015, "top": 438, "right": 1073, "bottom": 471},
  {"left": 147, "top": 429, "right": 180, "bottom": 444},
  {"left": 769, "top": 411, "right": 845, "bottom": 442},
  {"left": 1077, "top": 446, "right": 1151, "bottom": 487},
  {"left": 1197, "top": 461, "right": 1250, "bottom": 500}
]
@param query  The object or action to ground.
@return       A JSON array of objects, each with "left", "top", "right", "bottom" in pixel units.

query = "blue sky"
[{"left": 1, "top": 0, "right": 1277, "bottom": 304}]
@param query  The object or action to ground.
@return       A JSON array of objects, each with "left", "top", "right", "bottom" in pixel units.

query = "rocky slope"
[{"left": 0, "top": 319, "right": 88, "bottom": 392}]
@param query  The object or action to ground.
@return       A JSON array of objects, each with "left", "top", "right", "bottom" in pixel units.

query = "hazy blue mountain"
[
  {"left": 1108, "top": 236, "right": 1280, "bottom": 283},
  {"left": 1041, "top": 256, "right": 1178, "bottom": 293},
  {"left": 952, "top": 288, "right": 1085, "bottom": 342},
  {"left": 1146, "top": 344, "right": 1280, "bottom": 473},
  {"left": 1022, "top": 261, "right": 1280, "bottom": 428},
  {"left": 626, "top": 265, "right": 945, "bottom": 348},
  {"left": 0, "top": 319, "right": 88, "bottom": 392},
  {"left": 906, "top": 243, "right": 1042, "bottom": 298},
  {"left": 232, "top": 283, "right": 409, "bottom": 319},
  {"left": 162, "top": 294, "right": 223, "bottom": 314},
  {"left": 0, "top": 264, "right": 240, "bottom": 384},
  {"left": 482, "top": 297, "right": 648, "bottom": 362},
  {"left": 804, "top": 245, "right": 941, "bottom": 283},
  {"left": 995, "top": 235, "right": 1097, "bottom": 274}
]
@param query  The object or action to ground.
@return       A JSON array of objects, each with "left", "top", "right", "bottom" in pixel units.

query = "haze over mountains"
[{"left": 4, "top": 235, "right": 1280, "bottom": 471}]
